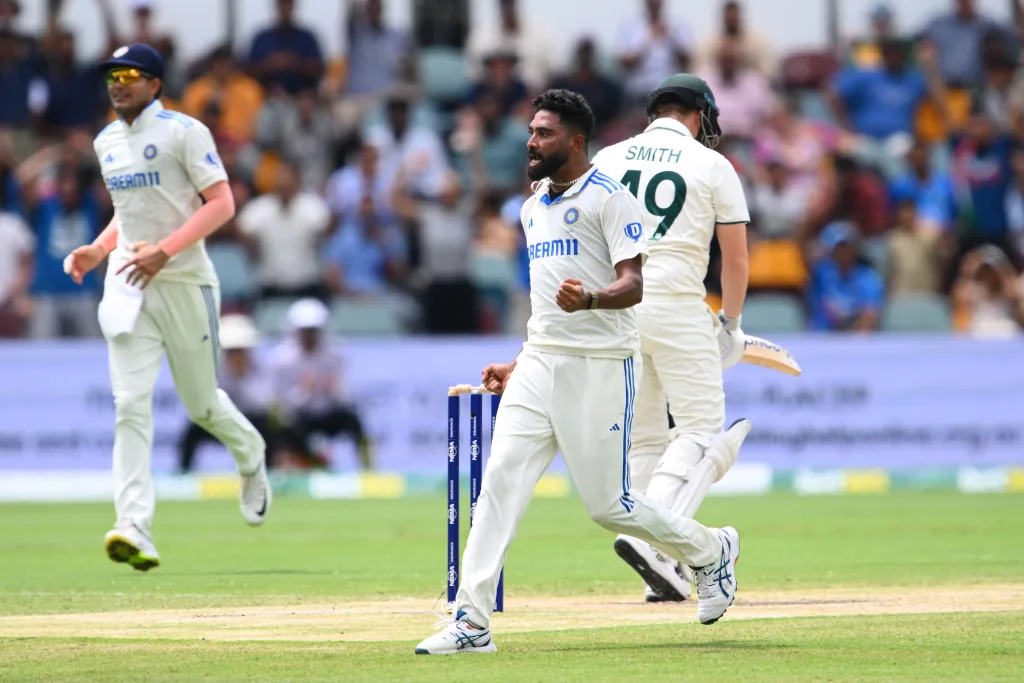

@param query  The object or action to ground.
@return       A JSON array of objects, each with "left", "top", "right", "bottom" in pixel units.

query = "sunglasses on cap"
[{"left": 105, "top": 68, "right": 151, "bottom": 86}]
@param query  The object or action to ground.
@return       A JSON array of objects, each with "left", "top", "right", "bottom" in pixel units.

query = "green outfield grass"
[{"left": 1, "top": 492, "right": 1023, "bottom": 681}]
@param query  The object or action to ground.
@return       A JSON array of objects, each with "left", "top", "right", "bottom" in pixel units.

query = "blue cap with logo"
[{"left": 98, "top": 43, "right": 165, "bottom": 79}]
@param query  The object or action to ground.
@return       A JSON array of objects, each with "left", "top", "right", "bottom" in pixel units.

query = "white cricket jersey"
[
  {"left": 592, "top": 118, "right": 749, "bottom": 299},
  {"left": 94, "top": 100, "right": 229, "bottom": 286},
  {"left": 521, "top": 166, "right": 648, "bottom": 359}
]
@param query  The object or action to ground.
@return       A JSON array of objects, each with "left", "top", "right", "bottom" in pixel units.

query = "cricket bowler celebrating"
[
  {"left": 64, "top": 44, "right": 271, "bottom": 571},
  {"left": 414, "top": 90, "right": 740, "bottom": 655},
  {"left": 592, "top": 74, "right": 752, "bottom": 603}
]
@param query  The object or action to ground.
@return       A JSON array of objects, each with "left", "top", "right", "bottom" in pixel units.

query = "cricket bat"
[{"left": 741, "top": 335, "right": 801, "bottom": 376}]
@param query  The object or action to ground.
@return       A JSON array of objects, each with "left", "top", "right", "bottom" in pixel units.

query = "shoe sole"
[
  {"left": 701, "top": 528, "right": 740, "bottom": 625},
  {"left": 614, "top": 538, "right": 689, "bottom": 602},
  {"left": 105, "top": 535, "right": 160, "bottom": 572},
  {"left": 414, "top": 643, "right": 498, "bottom": 655}
]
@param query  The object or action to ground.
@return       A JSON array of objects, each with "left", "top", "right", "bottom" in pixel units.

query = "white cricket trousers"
[
  {"left": 104, "top": 280, "right": 265, "bottom": 535},
  {"left": 455, "top": 348, "right": 721, "bottom": 627},
  {"left": 629, "top": 296, "right": 725, "bottom": 491}
]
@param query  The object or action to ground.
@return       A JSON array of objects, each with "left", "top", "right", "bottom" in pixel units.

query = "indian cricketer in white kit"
[
  {"left": 414, "top": 90, "right": 740, "bottom": 655},
  {"left": 592, "top": 74, "right": 751, "bottom": 603},
  {"left": 64, "top": 44, "right": 271, "bottom": 571}
]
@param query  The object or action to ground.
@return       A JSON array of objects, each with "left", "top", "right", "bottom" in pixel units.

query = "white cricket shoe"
[
  {"left": 414, "top": 615, "right": 497, "bottom": 655},
  {"left": 692, "top": 526, "right": 740, "bottom": 624},
  {"left": 614, "top": 535, "right": 692, "bottom": 602},
  {"left": 240, "top": 460, "right": 272, "bottom": 526},
  {"left": 104, "top": 525, "right": 160, "bottom": 572}
]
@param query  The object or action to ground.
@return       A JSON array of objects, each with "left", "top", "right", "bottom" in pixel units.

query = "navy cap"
[{"left": 98, "top": 43, "right": 165, "bottom": 79}]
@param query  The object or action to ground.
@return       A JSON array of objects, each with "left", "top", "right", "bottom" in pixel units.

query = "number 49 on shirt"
[{"left": 620, "top": 170, "right": 687, "bottom": 241}]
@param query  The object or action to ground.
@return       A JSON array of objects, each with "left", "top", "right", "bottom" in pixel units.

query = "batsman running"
[
  {"left": 415, "top": 90, "right": 740, "bottom": 655},
  {"left": 64, "top": 44, "right": 271, "bottom": 571},
  {"left": 592, "top": 74, "right": 752, "bottom": 603}
]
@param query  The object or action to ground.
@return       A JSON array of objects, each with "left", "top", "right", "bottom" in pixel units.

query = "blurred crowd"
[{"left": 2, "top": 0, "right": 1024, "bottom": 339}]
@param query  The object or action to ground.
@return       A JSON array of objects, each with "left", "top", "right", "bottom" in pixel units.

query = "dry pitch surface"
[{"left": 2, "top": 585, "right": 1021, "bottom": 642}]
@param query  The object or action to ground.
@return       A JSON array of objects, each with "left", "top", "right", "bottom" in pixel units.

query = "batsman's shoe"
[
  {"left": 614, "top": 535, "right": 692, "bottom": 602},
  {"left": 104, "top": 526, "right": 160, "bottom": 572},
  {"left": 240, "top": 460, "right": 272, "bottom": 526},
  {"left": 414, "top": 614, "right": 497, "bottom": 655},
  {"left": 692, "top": 526, "right": 740, "bottom": 625}
]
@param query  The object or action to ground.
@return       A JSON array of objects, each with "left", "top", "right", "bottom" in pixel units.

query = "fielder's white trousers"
[
  {"left": 454, "top": 348, "right": 720, "bottom": 627},
  {"left": 629, "top": 296, "right": 725, "bottom": 491},
  {"left": 103, "top": 280, "right": 264, "bottom": 536}
]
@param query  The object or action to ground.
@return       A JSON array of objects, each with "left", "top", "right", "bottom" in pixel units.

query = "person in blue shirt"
[
  {"left": 28, "top": 168, "right": 103, "bottom": 338},
  {"left": 322, "top": 194, "right": 408, "bottom": 295},
  {"left": 809, "top": 221, "right": 886, "bottom": 331},
  {"left": 247, "top": 0, "right": 324, "bottom": 95},
  {"left": 888, "top": 138, "right": 957, "bottom": 229},
  {"left": 828, "top": 39, "right": 929, "bottom": 141}
]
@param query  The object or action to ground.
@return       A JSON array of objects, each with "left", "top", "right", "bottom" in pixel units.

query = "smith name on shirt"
[
  {"left": 528, "top": 238, "right": 580, "bottom": 262},
  {"left": 105, "top": 172, "right": 162, "bottom": 192},
  {"left": 625, "top": 146, "right": 682, "bottom": 163}
]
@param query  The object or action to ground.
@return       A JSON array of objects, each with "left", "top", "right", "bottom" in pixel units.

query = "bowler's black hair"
[{"left": 532, "top": 89, "right": 595, "bottom": 143}]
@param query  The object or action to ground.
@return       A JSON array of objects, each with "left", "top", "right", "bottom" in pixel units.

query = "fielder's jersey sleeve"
[
  {"left": 180, "top": 122, "right": 229, "bottom": 193},
  {"left": 713, "top": 156, "right": 750, "bottom": 225},
  {"left": 600, "top": 189, "right": 649, "bottom": 266}
]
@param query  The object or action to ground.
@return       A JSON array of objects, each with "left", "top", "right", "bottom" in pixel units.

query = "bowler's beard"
[{"left": 527, "top": 148, "right": 570, "bottom": 181}]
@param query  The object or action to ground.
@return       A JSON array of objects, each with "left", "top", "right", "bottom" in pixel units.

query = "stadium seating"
[
  {"left": 742, "top": 294, "right": 808, "bottom": 334},
  {"left": 418, "top": 47, "right": 471, "bottom": 104},
  {"left": 207, "top": 242, "right": 256, "bottom": 307},
  {"left": 253, "top": 298, "right": 297, "bottom": 337},
  {"left": 328, "top": 295, "right": 412, "bottom": 336},
  {"left": 881, "top": 293, "right": 951, "bottom": 332}
]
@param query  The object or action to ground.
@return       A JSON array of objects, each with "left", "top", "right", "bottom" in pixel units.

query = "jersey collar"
[
  {"left": 120, "top": 99, "right": 164, "bottom": 132},
  {"left": 644, "top": 117, "right": 695, "bottom": 140},
  {"left": 538, "top": 165, "right": 600, "bottom": 206}
]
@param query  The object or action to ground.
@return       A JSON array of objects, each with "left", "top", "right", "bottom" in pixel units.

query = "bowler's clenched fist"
[{"left": 555, "top": 278, "right": 590, "bottom": 313}]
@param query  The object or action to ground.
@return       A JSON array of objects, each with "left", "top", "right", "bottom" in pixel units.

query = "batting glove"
[{"left": 717, "top": 311, "right": 746, "bottom": 370}]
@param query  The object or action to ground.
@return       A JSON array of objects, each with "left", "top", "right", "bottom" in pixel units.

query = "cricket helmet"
[{"left": 645, "top": 73, "right": 722, "bottom": 149}]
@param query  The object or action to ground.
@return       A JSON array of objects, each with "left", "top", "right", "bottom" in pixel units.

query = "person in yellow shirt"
[{"left": 183, "top": 45, "right": 264, "bottom": 144}]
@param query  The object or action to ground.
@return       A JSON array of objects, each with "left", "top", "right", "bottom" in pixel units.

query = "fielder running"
[
  {"left": 415, "top": 90, "right": 740, "bottom": 655},
  {"left": 64, "top": 44, "right": 271, "bottom": 571},
  {"left": 592, "top": 74, "right": 751, "bottom": 602}
]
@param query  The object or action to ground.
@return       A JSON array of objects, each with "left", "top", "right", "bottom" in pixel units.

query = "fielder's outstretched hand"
[{"left": 117, "top": 241, "right": 170, "bottom": 288}]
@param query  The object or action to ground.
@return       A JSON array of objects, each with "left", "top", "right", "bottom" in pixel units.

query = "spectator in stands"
[
  {"left": 809, "top": 221, "right": 885, "bottom": 332},
  {"left": 270, "top": 298, "right": 374, "bottom": 470},
  {"left": 0, "top": 0, "right": 34, "bottom": 53},
  {"left": 323, "top": 194, "right": 408, "bottom": 296},
  {"left": 255, "top": 87, "right": 336, "bottom": 192},
  {"left": 828, "top": 39, "right": 930, "bottom": 148},
  {"left": 972, "top": 52, "right": 1023, "bottom": 134},
  {"left": 467, "top": 50, "right": 527, "bottom": 118},
  {"left": 849, "top": 4, "right": 898, "bottom": 69},
  {"left": 0, "top": 26, "right": 44, "bottom": 132},
  {"left": 754, "top": 98, "right": 836, "bottom": 194},
  {"left": 617, "top": 0, "right": 693, "bottom": 103},
  {"left": 888, "top": 139, "right": 957, "bottom": 231},
  {"left": 695, "top": 0, "right": 776, "bottom": 79},
  {"left": 365, "top": 85, "right": 450, "bottom": 195},
  {"left": 451, "top": 93, "right": 529, "bottom": 193},
  {"left": 466, "top": 0, "right": 555, "bottom": 92},
  {"left": 340, "top": 0, "right": 409, "bottom": 113},
  {"left": 1004, "top": 147, "right": 1024, "bottom": 258},
  {"left": 952, "top": 244, "right": 1024, "bottom": 337},
  {"left": 325, "top": 138, "right": 392, "bottom": 227},
  {"left": 549, "top": 38, "right": 623, "bottom": 144},
  {"left": 117, "top": 2, "right": 185, "bottom": 101},
  {"left": 700, "top": 41, "right": 776, "bottom": 143},
  {"left": 951, "top": 110, "right": 1018, "bottom": 263},
  {"left": 806, "top": 154, "right": 889, "bottom": 239},
  {"left": 392, "top": 162, "right": 478, "bottom": 333},
  {"left": 37, "top": 27, "right": 103, "bottom": 138},
  {"left": 919, "top": 0, "right": 1018, "bottom": 88},
  {"left": 182, "top": 45, "right": 264, "bottom": 145},
  {"left": 237, "top": 160, "right": 331, "bottom": 301},
  {"left": 0, "top": 175, "right": 32, "bottom": 337},
  {"left": 28, "top": 168, "right": 102, "bottom": 338},
  {"left": 178, "top": 314, "right": 281, "bottom": 472},
  {"left": 247, "top": 0, "right": 324, "bottom": 96},
  {"left": 751, "top": 156, "right": 811, "bottom": 240},
  {"left": 886, "top": 195, "right": 943, "bottom": 297}
]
